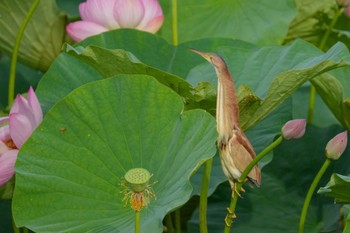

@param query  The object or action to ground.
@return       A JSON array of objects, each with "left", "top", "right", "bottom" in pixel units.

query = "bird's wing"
[{"left": 229, "top": 129, "right": 261, "bottom": 186}]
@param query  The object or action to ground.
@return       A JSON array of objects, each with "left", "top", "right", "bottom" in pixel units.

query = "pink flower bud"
[
  {"left": 325, "top": 131, "right": 348, "bottom": 160},
  {"left": 281, "top": 119, "right": 306, "bottom": 140}
]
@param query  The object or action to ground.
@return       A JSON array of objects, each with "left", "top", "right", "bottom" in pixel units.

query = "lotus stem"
[
  {"left": 223, "top": 136, "right": 283, "bottom": 232},
  {"left": 175, "top": 209, "right": 181, "bottom": 233},
  {"left": 199, "top": 158, "right": 213, "bottom": 233},
  {"left": 298, "top": 158, "right": 331, "bottom": 233},
  {"left": 171, "top": 0, "right": 178, "bottom": 46},
  {"left": 135, "top": 210, "right": 140, "bottom": 233},
  {"left": 307, "top": 6, "right": 344, "bottom": 123},
  {"left": 8, "top": 0, "right": 40, "bottom": 106}
]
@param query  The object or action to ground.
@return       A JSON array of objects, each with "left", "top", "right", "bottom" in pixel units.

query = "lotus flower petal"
[
  {"left": 0, "top": 116, "right": 9, "bottom": 125},
  {"left": 0, "top": 150, "right": 18, "bottom": 186},
  {"left": 0, "top": 141, "right": 9, "bottom": 154},
  {"left": 66, "top": 21, "right": 109, "bottom": 42},
  {"left": 0, "top": 117, "right": 10, "bottom": 142},
  {"left": 137, "top": 0, "right": 164, "bottom": 33},
  {"left": 10, "top": 94, "right": 36, "bottom": 126},
  {"left": 80, "top": 0, "right": 120, "bottom": 29},
  {"left": 113, "top": 0, "right": 145, "bottom": 28},
  {"left": 0, "top": 125, "right": 10, "bottom": 142},
  {"left": 27, "top": 86, "right": 43, "bottom": 125},
  {"left": 9, "top": 113, "right": 33, "bottom": 149}
]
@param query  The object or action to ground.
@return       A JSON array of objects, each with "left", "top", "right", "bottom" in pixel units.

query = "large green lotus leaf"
[
  {"left": 318, "top": 174, "right": 350, "bottom": 204},
  {"left": 158, "top": 0, "right": 296, "bottom": 45},
  {"left": 77, "top": 29, "right": 258, "bottom": 78},
  {"left": 66, "top": 45, "right": 194, "bottom": 103},
  {"left": 189, "top": 125, "right": 350, "bottom": 232},
  {"left": 187, "top": 40, "right": 350, "bottom": 130},
  {"left": 36, "top": 45, "right": 194, "bottom": 114},
  {"left": 0, "top": 0, "right": 66, "bottom": 71},
  {"left": 12, "top": 76, "right": 218, "bottom": 233},
  {"left": 35, "top": 50, "right": 104, "bottom": 113},
  {"left": 36, "top": 32, "right": 255, "bottom": 114}
]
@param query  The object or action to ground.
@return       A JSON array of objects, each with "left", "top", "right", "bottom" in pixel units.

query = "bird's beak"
[{"left": 189, "top": 48, "right": 211, "bottom": 62}]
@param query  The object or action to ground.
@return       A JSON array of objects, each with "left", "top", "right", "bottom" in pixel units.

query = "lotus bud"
[
  {"left": 325, "top": 131, "right": 347, "bottom": 160},
  {"left": 281, "top": 119, "right": 306, "bottom": 140}
]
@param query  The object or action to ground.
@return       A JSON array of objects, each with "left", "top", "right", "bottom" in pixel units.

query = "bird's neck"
[{"left": 216, "top": 70, "right": 240, "bottom": 143}]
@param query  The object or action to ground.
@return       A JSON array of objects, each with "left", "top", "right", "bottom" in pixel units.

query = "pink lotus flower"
[
  {"left": 325, "top": 131, "right": 348, "bottom": 160},
  {"left": 66, "top": 0, "right": 164, "bottom": 42},
  {"left": 0, "top": 87, "right": 43, "bottom": 186},
  {"left": 281, "top": 119, "right": 306, "bottom": 140}
]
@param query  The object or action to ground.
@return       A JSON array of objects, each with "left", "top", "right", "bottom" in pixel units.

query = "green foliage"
[
  {"left": 3, "top": 1, "right": 350, "bottom": 232},
  {"left": 318, "top": 173, "right": 350, "bottom": 204},
  {"left": 38, "top": 30, "right": 350, "bottom": 131},
  {"left": 0, "top": 0, "right": 66, "bottom": 71},
  {"left": 188, "top": 39, "right": 350, "bottom": 130},
  {"left": 12, "top": 76, "right": 217, "bottom": 232},
  {"left": 159, "top": 0, "right": 297, "bottom": 45},
  {"left": 189, "top": 125, "right": 350, "bottom": 233},
  {"left": 285, "top": 0, "right": 350, "bottom": 51}
]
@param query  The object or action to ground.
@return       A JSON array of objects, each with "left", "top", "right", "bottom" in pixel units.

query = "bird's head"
[{"left": 190, "top": 48, "right": 228, "bottom": 71}]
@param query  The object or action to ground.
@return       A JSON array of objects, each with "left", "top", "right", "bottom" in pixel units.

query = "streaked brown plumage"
[{"left": 191, "top": 49, "right": 261, "bottom": 191}]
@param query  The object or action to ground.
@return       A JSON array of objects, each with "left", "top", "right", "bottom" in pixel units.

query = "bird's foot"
[
  {"left": 225, "top": 208, "right": 236, "bottom": 227},
  {"left": 231, "top": 186, "right": 245, "bottom": 198}
]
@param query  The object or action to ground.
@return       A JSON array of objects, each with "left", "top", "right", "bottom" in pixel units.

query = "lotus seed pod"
[{"left": 124, "top": 168, "right": 151, "bottom": 192}]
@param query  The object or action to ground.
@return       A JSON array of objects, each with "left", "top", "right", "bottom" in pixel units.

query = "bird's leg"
[
  {"left": 229, "top": 179, "right": 243, "bottom": 198},
  {"left": 225, "top": 207, "right": 236, "bottom": 227}
]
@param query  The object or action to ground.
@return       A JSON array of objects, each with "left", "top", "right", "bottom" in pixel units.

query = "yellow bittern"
[{"left": 191, "top": 49, "right": 261, "bottom": 193}]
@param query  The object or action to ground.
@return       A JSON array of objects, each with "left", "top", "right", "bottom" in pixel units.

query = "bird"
[{"left": 190, "top": 49, "right": 261, "bottom": 195}]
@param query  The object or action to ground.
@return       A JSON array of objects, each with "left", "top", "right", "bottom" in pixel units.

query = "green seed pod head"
[{"left": 124, "top": 168, "right": 151, "bottom": 192}]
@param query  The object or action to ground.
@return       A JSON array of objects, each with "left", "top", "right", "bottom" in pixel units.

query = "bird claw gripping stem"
[{"left": 225, "top": 208, "right": 236, "bottom": 227}]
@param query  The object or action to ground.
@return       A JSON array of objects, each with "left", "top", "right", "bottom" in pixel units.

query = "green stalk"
[
  {"left": 223, "top": 136, "right": 284, "bottom": 232},
  {"left": 135, "top": 210, "right": 141, "bottom": 233},
  {"left": 8, "top": 0, "right": 40, "bottom": 106},
  {"left": 165, "top": 213, "right": 175, "bottom": 233},
  {"left": 199, "top": 158, "right": 213, "bottom": 233},
  {"left": 307, "top": 86, "right": 316, "bottom": 123},
  {"left": 171, "top": 0, "right": 178, "bottom": 46},
  {"left": 174, "top": 209, "right": 181, "bottom": 233},
  {"left": 307, "top": 7, "right": 344, "bottom": 123},
  {"left": 298, "top": 158, "right": 331, "bottom": 233},
  {"left": 12, "top": 217, "right": 20, "bottom": 233}
]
